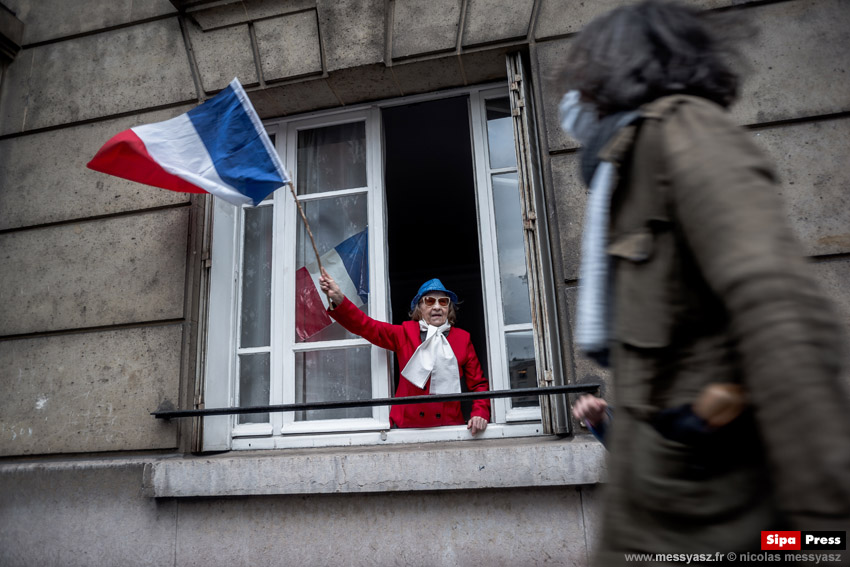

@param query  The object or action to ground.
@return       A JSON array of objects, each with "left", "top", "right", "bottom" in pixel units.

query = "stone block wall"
[
  {"left": 0, "top": 456, "right": 602, "bottom": 567},
  {"left": 0, "top": 0, "right": 532, "bottom": 458},
  {"left": 0, "top": 0, "right": 848, "bottom": 565}
]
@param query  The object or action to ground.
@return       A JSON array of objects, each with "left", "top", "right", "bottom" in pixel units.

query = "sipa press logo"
[{"left": 761, "top": 531, "right": 846, "bottom": 551}]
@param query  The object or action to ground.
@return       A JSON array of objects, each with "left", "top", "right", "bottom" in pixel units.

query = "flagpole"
[{"left": 287, "top": 180, "right": 324, "bottom": 275}]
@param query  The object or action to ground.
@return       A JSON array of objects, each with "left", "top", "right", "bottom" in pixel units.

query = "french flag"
[
  {"left": 87, "top": 78, "right": 288, "bottom": 207},
  {"left": 296, "top": 229, "right": 369, "bottom": 341}
]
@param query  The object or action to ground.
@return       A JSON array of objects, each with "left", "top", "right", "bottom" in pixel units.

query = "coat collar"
[{"left": 598, "top": 95, "right": 702, "bottom": 166}]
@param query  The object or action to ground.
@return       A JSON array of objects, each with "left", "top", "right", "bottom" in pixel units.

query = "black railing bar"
[{"left": 152, "top": 384, "right": 600, "bottom": 419}]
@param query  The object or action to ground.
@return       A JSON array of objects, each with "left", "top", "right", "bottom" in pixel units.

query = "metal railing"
[{"left": 152, "top": 384, "right": 600, "bottom": 419}]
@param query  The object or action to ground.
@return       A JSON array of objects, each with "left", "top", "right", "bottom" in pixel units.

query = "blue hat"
[{"left": 410, "top": 279, "right": 458, "bottom": 311}]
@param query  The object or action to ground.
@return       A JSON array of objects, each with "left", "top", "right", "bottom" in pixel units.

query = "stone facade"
[{"left": 1, "top": 0, "right": 848, "bottom": 565}]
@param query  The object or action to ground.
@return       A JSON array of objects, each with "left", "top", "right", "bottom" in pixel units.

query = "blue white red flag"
[
  {"left": 87, "top": 78, "right": 288, "bottom": 207},
  {"left": 296, "top": 229, "right": 369, "bottom": 341}
]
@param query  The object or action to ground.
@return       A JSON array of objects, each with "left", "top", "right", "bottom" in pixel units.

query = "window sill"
[
  {"left": 143, "top": 435, "right": 607, "bottom": 498},
  {"left": 232, "top": 422, "right": 545, "bottom": 449}
]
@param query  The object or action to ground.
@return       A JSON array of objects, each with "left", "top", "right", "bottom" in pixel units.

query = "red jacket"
[{"left": 328, "top": 297, "right": 491, "bottom": 428}]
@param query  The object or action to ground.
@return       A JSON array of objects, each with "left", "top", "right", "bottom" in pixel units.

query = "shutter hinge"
[
  {"left": 511, "top": 98, "right": 525, "bottom": 116},
  {"left": 523, "top": 211, "right": 537, "bottom": 229}
]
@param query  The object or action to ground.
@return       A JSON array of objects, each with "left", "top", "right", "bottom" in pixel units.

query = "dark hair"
[{"left": 557, "top": 1, "right": 748, "bottom": 114}]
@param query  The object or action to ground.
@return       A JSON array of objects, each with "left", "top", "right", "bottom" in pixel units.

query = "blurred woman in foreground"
[{"left": 560, "top": 1, "right": 850, "bottom": 561}]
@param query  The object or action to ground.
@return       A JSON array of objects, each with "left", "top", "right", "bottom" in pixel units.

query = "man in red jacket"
[{"left": 319, "top": 270, "right": 490, "bottom": 434}]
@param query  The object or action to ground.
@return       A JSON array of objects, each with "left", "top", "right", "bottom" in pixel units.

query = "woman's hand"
[
  {"left": 319, "top": 267, "right": 345, "bottom": 307},
  {"left": 467, "top": 416, "right": 488, "bottom": 436},
  {"left": 572, "top": 395, "right": 609, "bottom": 428}
]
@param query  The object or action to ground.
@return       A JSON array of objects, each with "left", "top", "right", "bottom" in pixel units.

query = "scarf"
[
  {"left": 401, "top": 320, "right": 461, "bottom": 394},
  {"left": 559, "top": 91, "right": 640, "bottom": 366}
]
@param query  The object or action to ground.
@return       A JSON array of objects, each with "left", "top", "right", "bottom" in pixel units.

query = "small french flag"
[
  {"left": 296, "top": 229, "right": 369, "bottom": 341},
  {"left": 87, "top": 78, "right": 288, "bottom": 207}
]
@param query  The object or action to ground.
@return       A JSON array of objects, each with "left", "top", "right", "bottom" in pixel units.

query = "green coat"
[{"left": 593, "top": 95, "right": 850, "bottom": 561}]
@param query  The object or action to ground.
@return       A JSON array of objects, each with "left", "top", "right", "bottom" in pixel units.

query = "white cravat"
[{"left": 401, "top": 320, "right": 461, "bottom": 394}]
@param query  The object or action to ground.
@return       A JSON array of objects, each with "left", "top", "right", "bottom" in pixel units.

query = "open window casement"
[{"left": 505, "top": 52, "right": 569, "bottom": 435}]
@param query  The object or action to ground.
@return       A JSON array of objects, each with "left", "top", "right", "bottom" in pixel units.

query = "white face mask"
[{"left": 558, "top": 90, "right": 600, "bottom": 145}]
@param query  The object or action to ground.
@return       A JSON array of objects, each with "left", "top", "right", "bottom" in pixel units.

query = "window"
[{"left": 203, "top": 78, "right": 561, "bottom": 451}]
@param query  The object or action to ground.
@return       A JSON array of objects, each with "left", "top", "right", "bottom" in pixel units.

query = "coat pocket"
[
  {"left": 608, "top": 229, "right": 653, "bottom": 262},
  {"left": 629, "top": 420, "right": 768, "bottom": 521},
  {"left": 609, "top": 225, "right": 676, "bottom": 349}
]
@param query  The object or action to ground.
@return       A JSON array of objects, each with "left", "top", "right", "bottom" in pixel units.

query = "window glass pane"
[
  {"left": 295, "top": 347, "right": 372, "bottom": 421},
  {"left": 238, "top": 353, "right": 270, "bottom": 423},
  {"left": 485, "top": 97, "right": 517, "bottom": 170},
  {"left": 505, "top": 331, "right": 538, "bottom": 408},
  {"left": 492, "top": 172, "right": 531, "bottom": 325},
  {"left": 240, "top": 205, "right": 273, "bottom": 348},
  {"left": 296, "top": 194, "right": 369, "bottom": 343},
  {"left": 297, "top": 122, "right": 367, "bottom": 195}
]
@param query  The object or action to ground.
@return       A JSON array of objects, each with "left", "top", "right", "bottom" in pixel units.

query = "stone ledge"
[{"left": 143, "top": 436, "right": 606, "bottom": 497}]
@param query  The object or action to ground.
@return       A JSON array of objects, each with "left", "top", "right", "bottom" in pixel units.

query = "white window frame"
[
  {"left": 276, "top": 108, "right": 392, "bottom": 438},
  {"left": 470, "top": 86, "right": 541, "bottom": 424},
  {"left": 204, "top": 83, "right": 551, "bottom": 452}
]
